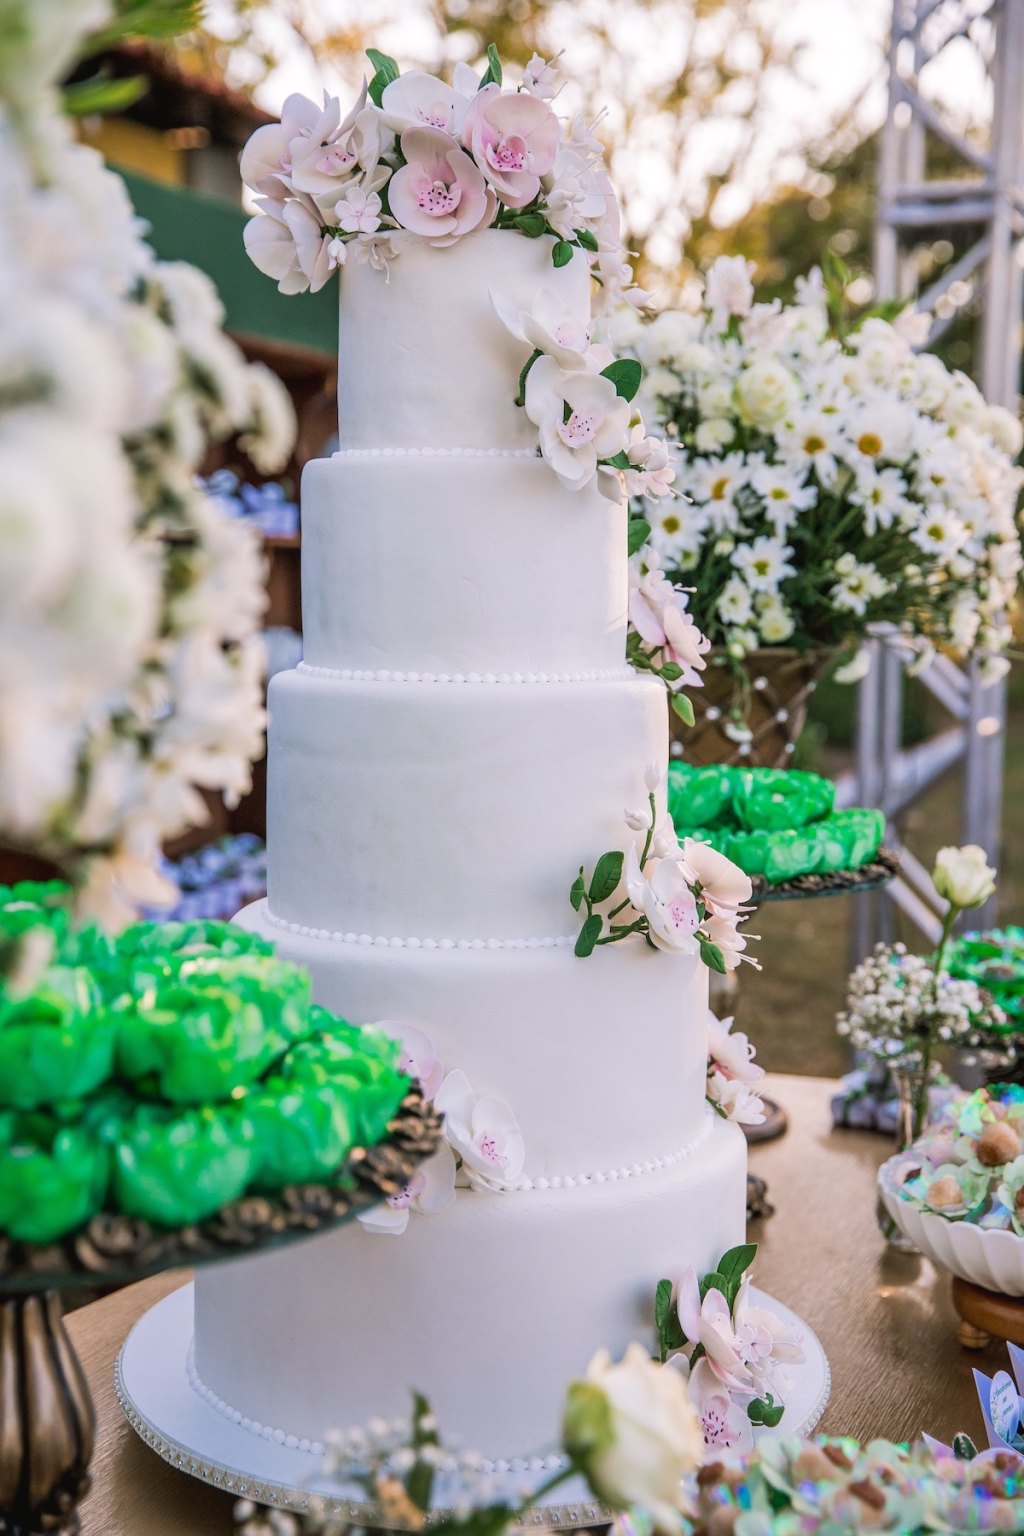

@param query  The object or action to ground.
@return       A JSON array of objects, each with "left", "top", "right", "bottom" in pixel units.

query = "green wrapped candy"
[
  {"left": 830, "top": 808, "right": 884, "bottom": 868},
  {"left": 244, "top": 1076, "right": 355, "bottom": 1189},
  {"left": 667, "top": 765, "right": 735, "bottom": 832},
  {"left": 118, "top": 957, "right": 310, "bottom": 1104},
  {"left": 113, "top": 1102, "right": 255, "bottom": 1226},
  {"left": 763, "top": 826, "right": 823, "bottom": 883},
  {"left": 0, "top": 1111, "right": 109, "bottom": 1242},
  {"left": 0, "top": 965, "right": 116, "bottom": 1109},
  {"left": 109, "top": 919, "right": 277, "bottom": 1006},
  {"left": 281, "top": 1015, "right": 407, "bottom": 1145},
  {"left": 730, "top": 768, "right": 834, "bottom": 833},
  {"left": 717, "top": 829, "right": 774, "bottom": 876}
]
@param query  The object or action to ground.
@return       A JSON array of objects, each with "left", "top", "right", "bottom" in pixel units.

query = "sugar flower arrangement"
[
  {"left": 241, "top": 45, "right": 647, "bottom": 309},
  {"left": 886, "top": 1085, "right": 1024, "bottom": 1232},
  {"left": 613, "top": 256, "right": 1024, "bottom": 686},
  {"left": 570, "top": 766, "right": 756, "bottom": 970},
  {"left": 706, "top": 1012, "right": 766, "bottom": 1127},
  {"left": 357, "top": 1022, "right": 524, "bottom": 1234},
  {"left": 654, "top": 1244, "right": 805, "bottom": 1451},
  {"left": 0, "top": 1, "right": 296, "bottom": 928}
]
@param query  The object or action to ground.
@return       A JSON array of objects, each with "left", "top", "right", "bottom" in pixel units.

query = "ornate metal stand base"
[
  {"left": 0, "top": 1291, "right": 94, "bottom": 1536},
  {"left": 952, "top": 1276, "right": 1024, "bottom": 1350}
]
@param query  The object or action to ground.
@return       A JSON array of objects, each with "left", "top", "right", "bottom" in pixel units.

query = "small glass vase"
[{"left": 875, "top": 1062, "right": 929, "bottom": 1251}]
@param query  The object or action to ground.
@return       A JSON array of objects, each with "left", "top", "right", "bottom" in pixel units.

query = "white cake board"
[{"left": 116, "top": 1281, "right": 830, "bottom": 1528}]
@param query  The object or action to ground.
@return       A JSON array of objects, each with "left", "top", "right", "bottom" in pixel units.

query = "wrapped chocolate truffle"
[
  {"left": 281, "top": 1014, "right": 408, "bottom": 1145},
  {"left": 244, "top": 1076, "right": 356, "bottom": 1188},
  {"left": 0, "top": 964, "right": 116, "bottom": 1110}
]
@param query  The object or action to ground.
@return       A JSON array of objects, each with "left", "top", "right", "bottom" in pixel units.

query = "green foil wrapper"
[
  {"left": 667, "top": 765, "right": 735, "bottom": 831},
  {"left": 0, "top": 1111, "right": 109, "bottom": 1242},
  {"left": 113, "top": 1103, "right": 255, "bottom": 1227},
  {"left": 731, "top": 768, "right": 834, "bottom": 832},
  {"left": 947, "top": 927, "right": 1024, "bottom": 1025},
  {"left": 0, "top": 965, "right": 116, "bottom": 1110},
  {"left": 281, "top": 1014, "right": 407, "bottom": 1145},
  {"left": 244, "top": 1075, "right": 356, "bottom": 1189}
]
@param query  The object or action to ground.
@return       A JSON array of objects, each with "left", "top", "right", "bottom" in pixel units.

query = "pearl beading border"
[
  {"left": 514, "top": 1110, "right": 712, "bottom": 1193},
  {"left": 186, "top": 1341, "right": 567, "bottom": 1476},
  {"left": 263, "top": 904, "right": 576, "bottom": 951},
  {"left": 333, "top": 446, "right": 536, "bottom": 459},
  {"left": 296, "top": 662, "right": 634, "bottom": 686}
]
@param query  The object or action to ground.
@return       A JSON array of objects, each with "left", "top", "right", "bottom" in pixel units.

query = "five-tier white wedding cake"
[{"left": 192, "top": 227, "right": 749, "bottom": 1463}]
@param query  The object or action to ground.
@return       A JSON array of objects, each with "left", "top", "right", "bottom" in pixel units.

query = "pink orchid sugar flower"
[
  {"left": 240, "top": 91, "right": 340, "bottom": 198},
  {"left": 461, "top": 84, "right": 560, "bottom": 208},
  {"left": 289, "top": 83, "right": 387, "bottom": 201},
  {"left": 358, "top": 1143, "right": 457, "bottom": 1235},
  {"left": 377, "top": 1021, "right": 444, "bottom": 1100},
  {"left": 434, "top": 1068, "right": 525, "bottom": 1192},
  {"left": 628, "top": 545, "right": 710, "bottom": 689},
  {"left": 243, "top": 195, "right": 337, "bottom": 295},
  {"left": 524, "top": 356, "right": 630, "bottom": 490},
  {"left": 624, "top": 846, "right": 702, "bottom": 956},
  {"left": 707, "top": 1011, "right": 765, "bottom": 1086},
  {"left": 388, "top": 126, "right": 496, "bottom": 245},
  {"left": 665, "top": 1355, "right": 753, "bottom": 1455},
  {"left": 680, "top": 838, "right": 753, "bottom": 916},
  {"left": 380, "top": 69, "right": 474, "bottom": 136},
  {"left": 675, "top": 1268, "right": 754, "bottom": 1394}
]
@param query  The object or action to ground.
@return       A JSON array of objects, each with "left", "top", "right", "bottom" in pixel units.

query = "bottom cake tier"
[{"left": 192, "top": 1113, "right": 747, "bottom": 1462}]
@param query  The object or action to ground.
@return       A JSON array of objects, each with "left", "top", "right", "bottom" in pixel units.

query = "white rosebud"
[
  {"left": 624, "top": 806, "right": 653, "bottom": 831},
  {"left": 932, "top": 845, "right": 997, "bottom": 910},
  {"left": 643, "top": 762, "right": 663, "bottom": 793}
]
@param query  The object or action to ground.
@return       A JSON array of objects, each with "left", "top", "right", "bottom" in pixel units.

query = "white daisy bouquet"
[
  {"left": 0, "top": 0, "right": 295, "bottom": 927},
  {"left": 615, "top": 257, "right": 1024, "bottom": 683}
]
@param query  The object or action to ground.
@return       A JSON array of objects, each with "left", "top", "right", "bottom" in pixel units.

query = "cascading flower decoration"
[
  {"left": 570, "top": 766, "right": 755, "bottom": 969},
  {"left": 358, "top": 1021, "right": 524, "bottom": 1234},
  {"left": 654, "top": 1244, "right": 805, "bottom": 1451},
  {"left": 706, "top": 1011, "right": 766, "bottom": 1127},
  {"left": 0, "top": 0, "right": 296, "bottom": 927},
  {"left": 614, "top": 257, "right": 1024, "bottom": 689}
]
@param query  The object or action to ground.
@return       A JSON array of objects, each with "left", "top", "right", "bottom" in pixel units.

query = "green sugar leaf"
[
  {"left": 575, "top": 227, "right": 599, "bottom": 251},
  {"left": 569, "top": 874, "right": 586, "bottom": 912},
  {"left": 514, "top": 213, "right": 547, "bottom": 237},
  {"left": 575, "top": 913, "right": 603, "bottom": 958},
  {"left": 627, "top": 519, "right": 652, "bottom": 556},
  {"left": 716, "top": 1243, "right": 757, "bottom": 1306},
  {"left": 366, "top": 49, "right": 399, "bottom": 107},
  {"left": 479, "top": 42, "right": 503, "bottom": 88},
  {"left": 699, "top": 939, "right": 727, "bottom": 974},
  {"left": 600, "top": 358, "right": 643, "bottom": 401},
  {"left": 672, "top": 693, "right": 696, "bottom": 727},
  {"left": 654, "top": 1277, "right": 673, "bottom": 1333},
  {"left": 588, "top": 851, "right": 624, "bottom": 905},
  {"left": 552, "top": 240, "right": 575, "bottom": 268}
]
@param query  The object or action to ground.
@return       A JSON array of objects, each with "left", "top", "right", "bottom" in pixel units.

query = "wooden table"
[{"left": 67, "top": 1074, "right": 1007, "bottom": 1535}]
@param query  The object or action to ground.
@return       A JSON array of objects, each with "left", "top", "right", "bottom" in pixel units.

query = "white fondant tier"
[
  {"left": 265, "top": 669, "right": 665, "bottom": 940},
  {"left": 193, "top": 1115, "right": 747, "bottom": 1462},
  {"left": 300, "top": 454, "right": 626, "bottom": 678},
  {"left": 236, "top": 899, "right": 710, "bottom": 1175},
  {"left": 337, "top": 231, "right": 590, "bottom": 451}
]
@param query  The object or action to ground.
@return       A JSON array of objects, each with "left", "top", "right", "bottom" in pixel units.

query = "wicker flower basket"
[{"left": 671, "top": 647, "right": 834, "bottom": 767}]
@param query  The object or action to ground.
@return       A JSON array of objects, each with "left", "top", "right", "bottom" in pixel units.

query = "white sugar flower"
[
  {"left": 491, "top": 286, "right": 591, "bottom": 370},
  {"left": 434, "top": 1069, "right": 525, "bottom": 1193},
  {"left": 521, "top": 52, "right": 561, "bottom": 100},
  {"left": 707, "top": 1071, "right": 766, "bottom": 1125},
  {"left": 622, "top": 428, "right": 676, "bottom": 500},
  {"left": 377, "top": 1022, "right": 445, "bottom": 1100},
  {"left": 708, "top": 1012, "right": 765, "bottom": 1085},
  {"left": 332, "top": 185, "right": 383, "bottom": 234},
  {"left": 524, "top": 355, "right": 630, "bottom": 490}
]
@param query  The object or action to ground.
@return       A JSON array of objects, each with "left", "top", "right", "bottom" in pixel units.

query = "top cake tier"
[{"left": 337, "top": 230, "right": 590, "bottom": 450}]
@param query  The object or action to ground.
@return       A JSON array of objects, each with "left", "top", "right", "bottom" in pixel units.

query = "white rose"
[
  {"left": 562, "top": 1342, "right": 703, "bottom": 1532},
  {"left": 735, "top": 357, "right": 799, "bottom": 429},
  {"left": 932, "top": 844, "right": 996, "bottom": 910}
]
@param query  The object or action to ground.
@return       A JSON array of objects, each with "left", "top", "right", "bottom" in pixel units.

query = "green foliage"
[
  {"left": 588, "top": 852, "right": 624, "bottom": 905},
  {"left": 699, "top": 940, "right": 726, "bottom": 974},
  {"left": 672, "top": 693, "right": 696, "bottom": 727},
  {"left": 747, "top": 1393, "right": 784, "bottom": 1428},
  {"left": 574, "top": 913, "right": 603, "bottom": 958},
  {"left": 653, "top": 1276, "right": 687, "bottom": 1362},
  {"left": 551, "top": 239, "right": 575, "bottom": 268},
  {"left": 513, "top": 212, "right": 546, "bottom": 237},
  {"left": 366, "top": 47, "right": 399, "bottom": 107},
  {"left": 478, "top": 42, "right": 502, "bottom": 88},
  {"left": 627, "top": 519, "right": 652, "bottom": 556},
  {"left": 63, "top": 72, "right": 148, "bottom": 116},
  {"left": 600, "top": 359, "right": 642, "bottom": 402},
  {"left": 953, "top": 1432, "right": 979, "bottom": 1460},
  {"left": 569, "top": 871, "right": 586, "bottom": 912}
]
